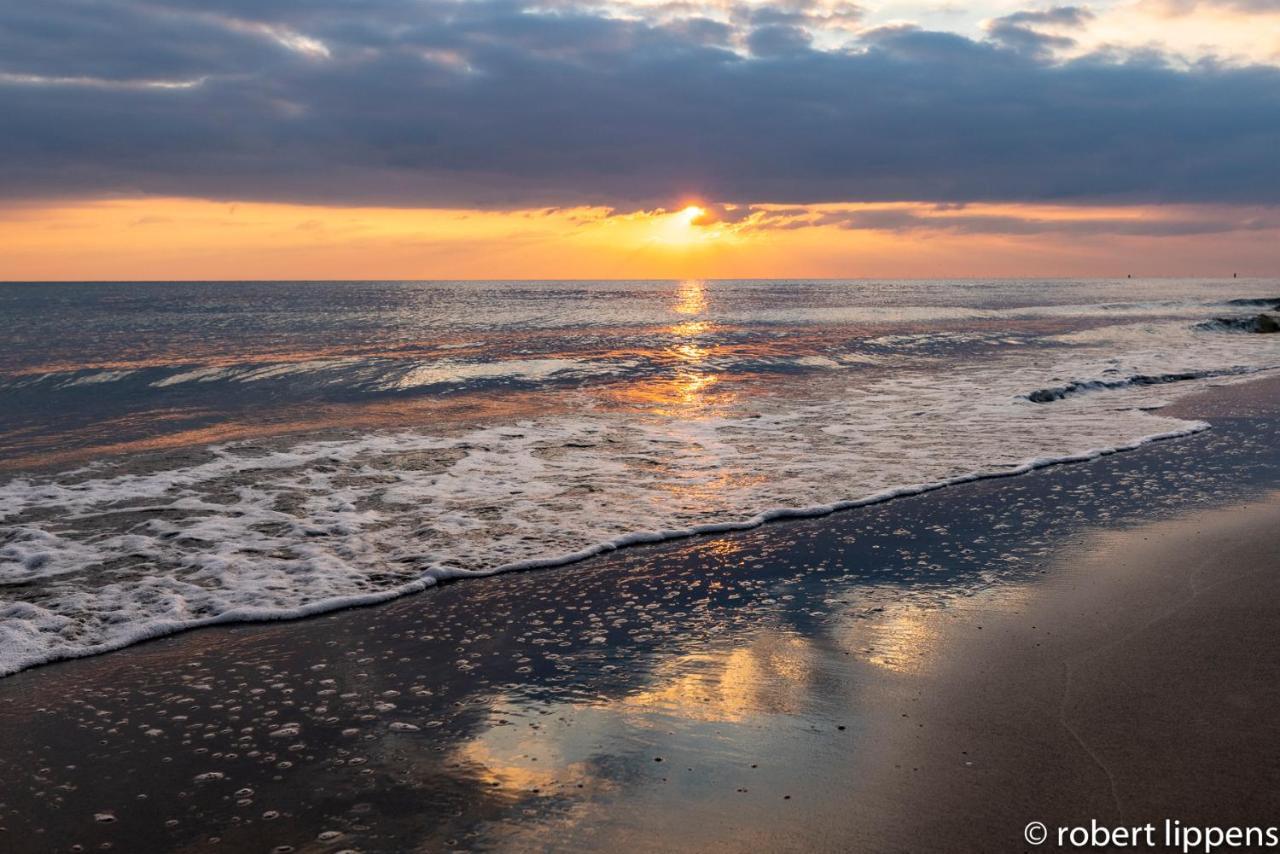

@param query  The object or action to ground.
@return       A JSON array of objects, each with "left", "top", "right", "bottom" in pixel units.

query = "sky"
[{"left": 1, "top": 0, "right": 1278, "bottom": 279}]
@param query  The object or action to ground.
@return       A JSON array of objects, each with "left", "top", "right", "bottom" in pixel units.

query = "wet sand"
[{"left": 3, "top": 376, "right": 1280, "bottom": 853}]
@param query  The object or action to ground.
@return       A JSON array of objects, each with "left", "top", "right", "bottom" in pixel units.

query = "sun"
[
  {"left": 653, "top": 204, "right": 713, "bottom": 245},
  {"left": 679, "top": 205, "right": 706, "bottom": 225}
]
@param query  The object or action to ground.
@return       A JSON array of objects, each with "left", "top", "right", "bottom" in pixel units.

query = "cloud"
[
  {"left": 746, "top": 24, "right": 814, "bottom": 56},
  {"left": 998, "top": 5, "right": 1096, "bottom": 26},
  {"left": 765, "top": 205, "right": 1280, "bottom": 235},
  {"left": 589, "top": 200, "right": 1279, "bottom": 239},
  {"left": 1, "top": 0, "right": 1278, "bottom": 210},
  {"left": 1143, "top": 0, "right": 1280, "bottom": 14},
  {"left": 984, "top": 5, "right": 1094, "bottom": 57}
]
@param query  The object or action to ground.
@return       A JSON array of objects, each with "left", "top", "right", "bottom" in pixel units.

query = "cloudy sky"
[{"left": 2, "top": 0, "right": 1278, "bottom": 278}]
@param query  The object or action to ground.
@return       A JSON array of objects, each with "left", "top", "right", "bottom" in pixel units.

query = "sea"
[{"left": 2, "top": 278, "right": 1278, "bottom": 677}]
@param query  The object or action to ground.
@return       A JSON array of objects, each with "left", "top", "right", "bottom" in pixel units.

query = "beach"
[
  {"left": 3, "top": 373, "right": 1279, "bottom": 853},
  {"left": 6, "top": 0, "right": 1280, "bottom": 845}
]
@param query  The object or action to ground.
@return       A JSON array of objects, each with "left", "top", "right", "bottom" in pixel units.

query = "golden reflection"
[
  {"left": 622, "top": 633, "right": 817, "bottom": 723},
  {"left": 0, "top": 388, "right": 552, "bottom": 472},
  {"left": 602, "top": 313, "right": 735, "bottom": 414},
  {"left": 853, "top": 605, "right": 942, "bottom": 675},
  {"left": 673, "top": 370, "right": 716, "bottom": 399},
  {"left": 851, "top": 585, "right": 1040, "bottom": 674},
  {"left": 672, "top": 342, "right": 708, "bottom": 363},
  {"left": 703, "top": 537, "right": 744, "bottom": 559},
  {"left": 450, "top": 720, "right": 606, "bottom": 796},
  {"left": 601, "top": 371, "right": 734, "bottom": 417},
  {"left": 673, "top": 279, "right": 708, "bottom": 315},
  {"left": 604, "top": 288, "right": 725, "bottom": 414},
  {"left": 454, "top": 737, "right": 564, "bottom": 792},
  {"left": 670, "top": 319, "right": 710, "bottom": 337},
  {"left": 657, "top": 463, "right": 770, "bottom": 515}
]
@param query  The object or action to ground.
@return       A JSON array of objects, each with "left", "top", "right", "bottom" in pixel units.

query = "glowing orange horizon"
[{"left": 0, "top": 196, "right": 1276, "bottom": 281}]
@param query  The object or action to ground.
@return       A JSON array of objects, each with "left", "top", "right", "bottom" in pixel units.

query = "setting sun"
[
  {"left": 4, "top": 0, "right": 1280, "bottom": 849},
  {"left": 680, "top": 205, "right": 706, "bottom": 224},
  {"left": 651, "top": 204, "right": 716, "bottom": 246}
]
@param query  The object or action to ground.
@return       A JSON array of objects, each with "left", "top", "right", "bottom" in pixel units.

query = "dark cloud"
[
  {"left": 985, "top": 5, "right": 1094, "bottom": 57},
  {"left": 1, "top": 0, "right": 1279, "bottom": 209},
  {"left": 746, "top": 24, "right": 813, "bottom": 56}
]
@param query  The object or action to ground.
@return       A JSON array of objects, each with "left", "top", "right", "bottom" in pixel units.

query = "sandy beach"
[
  {"left": 6, "top": 0, "right": 1280, "bottom": 844},
  {"left": 0, "top": 373, "right": 1278, "bottom": 852}
]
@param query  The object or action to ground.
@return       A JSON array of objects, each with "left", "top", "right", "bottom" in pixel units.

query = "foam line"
[{"left": 0, "top": 419, "right": 1208, "bottom": 679}]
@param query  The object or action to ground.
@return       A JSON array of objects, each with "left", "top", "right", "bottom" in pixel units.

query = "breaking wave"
[{"left": 1023, "top": 367, "right": 1257, "bottom": 403}]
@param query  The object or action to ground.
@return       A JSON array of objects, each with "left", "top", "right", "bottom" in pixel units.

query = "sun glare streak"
[{"left": 673, "top": 279, "right": 708, "bottom": 315}]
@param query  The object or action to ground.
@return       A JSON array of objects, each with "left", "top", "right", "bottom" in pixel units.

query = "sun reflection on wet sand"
[
  {"left": 453, "top": 726, "right": 596, "bottom": 795},
  {"left": 621, "top": 632, "right": 820, "bottom": 723},
  {"left": 856, "top": 606, "right": 943, "bottom": 674},
  {"left": 839, "top": 584, "right": 1039, "bottom": 675}
]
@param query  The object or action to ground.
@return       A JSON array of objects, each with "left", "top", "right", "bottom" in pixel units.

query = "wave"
[
  {"left": 1196, "top": 314, "right": 1280, "bottom": 334},
  {"left": 1023, "top": 367, "right": 1255, "bottom": 403},
  {"left": 0, "top": 416, "right": 1208, "bottom": 679},
  {"left": 0, "top": 356, "right": 628, "bottom": 395},
  {"left": 6, "top": 298, "right": 1280, "bottom": 680},
  {"left": 1224, "top": 297, "right": 1280, "bottom": 308},
  {"left": 0, "top": 351, "right": 906, "bottom": 398}
]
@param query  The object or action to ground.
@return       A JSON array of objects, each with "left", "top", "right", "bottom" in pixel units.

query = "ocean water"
[{"left": 2, "top": 278, "right": 1279, "bottom": 677}]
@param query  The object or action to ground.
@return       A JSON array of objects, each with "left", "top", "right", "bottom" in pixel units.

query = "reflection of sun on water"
[
  {"left": 672, "top": 341, "right": 707, "bottom": 363},
  {"left": 604, "top": 371, "right": 732, "bottom": 415},
  {"left": 673, "top": 279, "right": 708, "bottom": 315},
  {"left": 673, "top": 370, "right": 716, "bottom": 400},
  {"left": 604, "top": 281, "right": 732, "bottom": 414},
  {"left": 654, "top": 281, "right": 720, "bottom": 409},
  {"left": 670, "top": 319, "right": 710, "bottom": 336}
]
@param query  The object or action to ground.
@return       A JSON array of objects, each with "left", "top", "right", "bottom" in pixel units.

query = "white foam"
[
  {"left": 382, "top": 358, "right": 618, "bottom": 390},
  {"left": 3, "top": 304, "right": 1280, "bottom": 678},
  {"left": 61, "top": 369, "right": 138, "bottom": 388}
]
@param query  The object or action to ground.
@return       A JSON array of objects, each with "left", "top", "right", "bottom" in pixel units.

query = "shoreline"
[
  {"left": 2, "top": 374, "right": 1279, "bottom": 851},
  {"left": 0, "top": 412, "right": 1213, "bottom": 681}
]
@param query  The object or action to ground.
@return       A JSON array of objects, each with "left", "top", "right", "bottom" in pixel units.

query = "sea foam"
[
  {"left": 0, "top": 355, "right": 1250, "bottom": 678},
  {"left": 3, "top": 291, "right": 1280, "bottom": 677}
]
